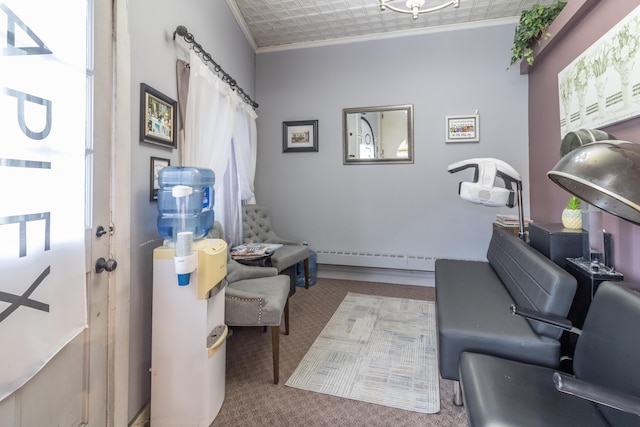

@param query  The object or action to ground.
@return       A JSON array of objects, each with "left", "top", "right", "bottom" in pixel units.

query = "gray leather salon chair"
[{"left": 459, "top": 281, "right": 640, "bottom": 426}]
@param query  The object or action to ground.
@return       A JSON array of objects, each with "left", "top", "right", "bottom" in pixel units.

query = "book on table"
[
  {"left": 495, "top": 214, "right": 533, "bottom": 227},
  {"left": 230, "top": 243, "right": 283, "bottom": 260}
]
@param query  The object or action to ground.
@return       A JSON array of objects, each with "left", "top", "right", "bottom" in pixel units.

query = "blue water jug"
[{"left": 156, "top": 167, "right": 215, "bottom": 241}]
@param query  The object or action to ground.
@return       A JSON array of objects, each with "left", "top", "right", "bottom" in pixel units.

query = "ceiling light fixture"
[{"left": 380, "top": 0, "right": 460, "bottom": 20}]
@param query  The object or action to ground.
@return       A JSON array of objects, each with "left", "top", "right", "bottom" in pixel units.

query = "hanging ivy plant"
[{"left": 508, "top": 1, "right": 567, "bottom": 68}]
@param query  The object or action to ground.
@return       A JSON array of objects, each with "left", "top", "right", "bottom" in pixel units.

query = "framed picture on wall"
[
  {"left": 283, "top": 120, "right": 319, "bottom": 152},
  {"left": 150, "top": 157, "right": 170, "bottom": 201},
  {"left": 445, "top": 115, "right": 480, "bottom": 143},
  {"left": 140, "top": 83, "right": 178, "bottom": 149}
]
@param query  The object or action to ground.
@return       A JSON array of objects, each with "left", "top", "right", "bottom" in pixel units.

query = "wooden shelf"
[{"left": 520, "top": 0, "right": 601, "bottom": 75}]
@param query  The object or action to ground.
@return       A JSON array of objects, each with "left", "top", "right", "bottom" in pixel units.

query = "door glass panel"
[{"left": 0, "top": 0, "right": 89, "bottom": 401}]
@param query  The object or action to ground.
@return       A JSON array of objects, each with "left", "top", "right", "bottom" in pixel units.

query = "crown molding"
[{"left": 255, "top": 16, "right": 519, "bottom": 54}]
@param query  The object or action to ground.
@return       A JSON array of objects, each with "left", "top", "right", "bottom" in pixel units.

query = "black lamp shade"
[{"left": 547, "top": 140, "right": 640, "bottom": 226}]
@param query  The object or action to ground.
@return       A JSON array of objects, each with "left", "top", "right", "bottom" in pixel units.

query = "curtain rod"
[{"left": 173, "top": 25, "right": 259, "bottom": 109}]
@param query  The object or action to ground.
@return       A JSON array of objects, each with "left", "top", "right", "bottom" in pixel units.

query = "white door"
[{"left": 0, "top": 1, "right": 125, "bottom": 425}]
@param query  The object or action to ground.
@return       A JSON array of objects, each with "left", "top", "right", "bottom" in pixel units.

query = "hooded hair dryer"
[{"left": 448, "top": 158, "right": 526, "bottom": 240}]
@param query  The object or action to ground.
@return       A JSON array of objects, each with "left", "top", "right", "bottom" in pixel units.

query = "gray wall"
[
  {"left": 127, "top": 0, "right": 255, "bottom": 420},
  {"left": 254, "top": 24, "right": 530, "bottom": 263}
]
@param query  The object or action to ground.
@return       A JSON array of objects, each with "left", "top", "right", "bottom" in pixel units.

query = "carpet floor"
[{"left": 211, "top": 277, "right": 468, "bottom": 427}]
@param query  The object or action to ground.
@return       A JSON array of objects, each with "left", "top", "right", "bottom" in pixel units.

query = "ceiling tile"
[{"left": 229, "top": 0, "right": 561, "bottom": 50}]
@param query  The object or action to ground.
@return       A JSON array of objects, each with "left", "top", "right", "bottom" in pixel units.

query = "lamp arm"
[
  {"left": 447, "top": 162, "right": 477, "bottom": 175},
  {"left": 496, "top": 174, "right": 525, "bottom": 238},
  {"left": 515, "top": 181, "right": 525, "bottom": 240},
  {"left": 553, "top": 372, "right": 640, "bottom": 417}
]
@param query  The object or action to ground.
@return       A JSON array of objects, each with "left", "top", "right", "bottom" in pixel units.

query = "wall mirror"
[{"left": 343, "top": 104, "right": 414, "bottom": 165}]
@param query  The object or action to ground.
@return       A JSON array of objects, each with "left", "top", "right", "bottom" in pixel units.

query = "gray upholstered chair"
[
  {"left": 225, "top": 259, "right": 290, "bottom": 384},
  {"left": 242, "top": 204, "right": 310, "bottom": 293},
  {"left": 207, "top": 222, "right": 291, "bottom": 384}
]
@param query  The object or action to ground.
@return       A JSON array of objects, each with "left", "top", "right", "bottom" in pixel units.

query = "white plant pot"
[{"left": 562, "top": 209, "right": 582, "bottom": 229}]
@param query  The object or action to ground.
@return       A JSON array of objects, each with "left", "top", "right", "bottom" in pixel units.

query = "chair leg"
[
  {"left": 453, "top": 381, "right": 463, "bottom": 406},
  {"left": 284, "top": 299, "right": 290, "bottom": 336},
  {"left": 304, "top": 258, "right": 310, "bottom": 289},
  {"left": 271, "top": 325, "right": 280, "bottom": 384}
]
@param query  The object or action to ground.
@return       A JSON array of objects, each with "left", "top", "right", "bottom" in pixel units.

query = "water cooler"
[{"left": 151, "top": 167, "right": 228, "bottom": 426}]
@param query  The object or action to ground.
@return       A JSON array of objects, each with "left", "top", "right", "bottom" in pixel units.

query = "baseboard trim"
[
  {"left": 317, "top": 264, "right": 434, "bottom": 287},
  {"left": 129, "top": 402, "right": 150, "bottom": 427}
]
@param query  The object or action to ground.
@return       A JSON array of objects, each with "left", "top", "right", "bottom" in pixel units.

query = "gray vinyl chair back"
[{"left": 572, "top": 282, "right": 640, "bottom": 426}]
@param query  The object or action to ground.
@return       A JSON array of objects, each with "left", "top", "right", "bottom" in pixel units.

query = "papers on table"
[
  {"left": 230, "top": 243, "right": 283, "bottom": 260},
  {"left": 495, "top": 214, "right": 533, "bottom": 227}
]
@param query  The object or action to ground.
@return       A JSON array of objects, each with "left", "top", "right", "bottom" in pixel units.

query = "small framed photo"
[
  {"left": 140, "top": 83, "right": 178, "bottom": 149},
  {"left": 446, "top": 115, "right": 479, "bottom": 143},
  {"left": 283, "top": 120, "right": 318, "bottom": 153},
  {"left": 150, "top": 157, "right": 170, "bottom": 201}
]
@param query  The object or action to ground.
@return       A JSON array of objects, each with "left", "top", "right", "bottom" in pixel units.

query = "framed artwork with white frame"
[
  {"left": 150, "top": 156, "right": 170, "bottom": 201},
  {"left": 446, "top": 115, "right": 479, "bottom": 143},
  {"left": 283, "top": 120, "right": 319, "bottom": 152}
]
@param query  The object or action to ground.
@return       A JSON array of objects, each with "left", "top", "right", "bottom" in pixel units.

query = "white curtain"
[{"left": 183, "top": 50, "right": 257, "bottom": 246}]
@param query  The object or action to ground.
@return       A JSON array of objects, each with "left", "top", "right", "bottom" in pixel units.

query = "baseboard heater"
[{"left": 316, "top": 250, "right": 436, "bottom": 272}]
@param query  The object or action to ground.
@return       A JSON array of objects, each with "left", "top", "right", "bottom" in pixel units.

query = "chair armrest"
[
  {"left": 553, "top": 372, "right": 640, "bottom": 417},
  {"left": 226, "top": 259, "right": 278, "bottom": 283},
  {"left": 225, "top": 286, "right": 264, "bottom": 300},
  {"left": 510, "top": 304, "right": 579, "bottom": 334},
  {"left": 265, "top": 237, "right": 303, "bottom": 245}
]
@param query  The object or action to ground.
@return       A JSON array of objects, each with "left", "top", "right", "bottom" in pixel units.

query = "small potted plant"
[
  {"left": 508, "top": 1, "right": 567, "bottom": 68},
  {"left": 562, "top": 196, "right": 582, "bottom": 229}
]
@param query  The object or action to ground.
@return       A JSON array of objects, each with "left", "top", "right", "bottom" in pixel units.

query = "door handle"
[
  {"left": 95, "top": 257, "right": 118, "bottom": 273},
  {"left": 96, "top": 225, "right": 113, "bottom": 237}
]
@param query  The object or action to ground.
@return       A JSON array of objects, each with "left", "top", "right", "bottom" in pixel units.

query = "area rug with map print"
[{"left": 286, "top": 292, "right": 439, "bottom": 413}]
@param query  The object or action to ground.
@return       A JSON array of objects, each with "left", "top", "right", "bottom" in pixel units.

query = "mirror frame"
[{"left": 343, "top": 104, "right": 414, "bottom": 165}]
